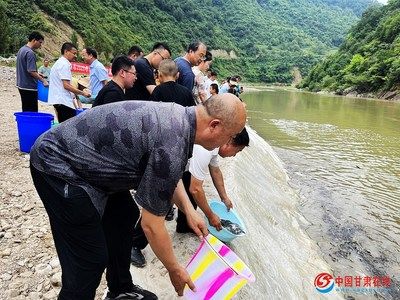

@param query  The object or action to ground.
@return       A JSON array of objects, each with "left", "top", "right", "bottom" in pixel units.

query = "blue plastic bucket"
[
  {"left": 207, "top": 200, "right": 247, "bottom": 243},
  {"left": 37, "top": 81, "right": 49, "bottom": 102},
  {"left": 14, "top": 112, "right": 54, "bottom": 153}
]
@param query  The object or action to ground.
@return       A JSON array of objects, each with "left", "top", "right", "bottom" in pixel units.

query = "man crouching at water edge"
[{"left": 29, "top": 93, "right": 246, "bottom": 299}]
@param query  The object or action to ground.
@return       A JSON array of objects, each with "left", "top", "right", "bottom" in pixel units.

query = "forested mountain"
[
  {"left": 0, "top": 0, "right": 377, "bottom": 83},
  {"left": 300, "top": 0, "right": 400, "bottom": 96},
  {"left": 321, "top": 0, "right": 379, "bottom": 16}
]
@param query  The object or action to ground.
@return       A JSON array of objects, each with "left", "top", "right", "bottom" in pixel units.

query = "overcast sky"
[{"left": 377, "top": 0, "right": 388, "bottom": 4}]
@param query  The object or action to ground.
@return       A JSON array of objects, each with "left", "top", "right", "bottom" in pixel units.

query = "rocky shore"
[
  {"left": 312, "top": 87, "right": 400, "bottom": 101},
  {"left": 0, "top": 67, "right": 107, "bottom": 300}
]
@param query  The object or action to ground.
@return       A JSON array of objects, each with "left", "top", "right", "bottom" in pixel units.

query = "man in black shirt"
[
  {"left": 125, "top": 42, "right": 171, "bottom": 100},
  {"left": 127, "top": 45, "right": 144, "bottom": 61},
  {"left": 93, "top": 55, "right": 137, "bottom": 107},
  {"left": 149, "top": 59, "right": 195, "bottom": 107}
]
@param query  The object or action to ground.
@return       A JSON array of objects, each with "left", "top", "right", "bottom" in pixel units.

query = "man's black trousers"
[
  {"left": 30, "top": 165, "right": 140, "bottom": 299},
  {"left": 18, "top": 88, "right": 38, "bottom": 112}
]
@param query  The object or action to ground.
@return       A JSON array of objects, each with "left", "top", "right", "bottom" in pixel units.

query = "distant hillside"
[
  {"left": 300, "top": 0, "right": 400, "bottom": 98},
  {"left": 0, "top": 0, "right": 377, "bottom": 83}
]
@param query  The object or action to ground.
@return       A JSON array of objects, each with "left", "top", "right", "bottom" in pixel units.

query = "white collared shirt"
[
  {"left": 48, "top": 56, "right": 75, "bottom": 108},
  {"left": 186, "top": 145, "right": 219, "bottom": 181}
]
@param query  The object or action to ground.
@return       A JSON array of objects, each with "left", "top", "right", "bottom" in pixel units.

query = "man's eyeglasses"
[{"left": 123, "top": 69, "right": 136, "bottom": 76}]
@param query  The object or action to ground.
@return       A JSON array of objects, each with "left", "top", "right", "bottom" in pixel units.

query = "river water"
[{"left": 234, "top": 88, "right": 400, "bottom": 299}]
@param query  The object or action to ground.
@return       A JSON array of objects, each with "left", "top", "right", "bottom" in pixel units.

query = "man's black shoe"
[
  {"left": 165, "top": 206, "right": 175, "bottom": 221},
  {"left": 105, "top": 284, "right": 157, "bottom": 299},
  {"left": 130, "top": 247, "right": 146, "bottom": 268}
]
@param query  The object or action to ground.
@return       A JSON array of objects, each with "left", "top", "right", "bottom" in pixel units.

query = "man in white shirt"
[
  {"left": 177, "top": 127, "right": 250, "bottom": 232},
  {"left": 48, "top": 43, "right": 90, "bottom": 122}
]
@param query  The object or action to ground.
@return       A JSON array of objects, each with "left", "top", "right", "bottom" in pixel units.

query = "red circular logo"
[{"left": 314, "top": 273, "right": 334, "bottom": 289}]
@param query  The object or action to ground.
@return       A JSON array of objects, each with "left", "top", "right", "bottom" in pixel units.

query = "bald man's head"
[
  {"left": 203, "top": 93, "right": 246, "bottom": 129},
  {"left": 195, "top": 93, "right": 247, "bottom": 150}
]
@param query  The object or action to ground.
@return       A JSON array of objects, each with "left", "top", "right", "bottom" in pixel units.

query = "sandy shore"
[{"left": 0, "top": 67, "right": 229, "bottom": 299}]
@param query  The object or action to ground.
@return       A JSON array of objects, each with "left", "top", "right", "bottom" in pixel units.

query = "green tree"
[
  {"left": 71, "top": 31, "right": 78, "bottom": 47},
  {"left": 0, "top": 1, "right": 10, "bottom": 54},
  {"left": 1, "top": 0, "right": 377, "bottom": 82},
  {"left": 301, "top": 0, "right": 400, "bottom": 94}
]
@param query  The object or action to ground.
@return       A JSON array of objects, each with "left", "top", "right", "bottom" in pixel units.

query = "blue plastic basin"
[{"left": 207, "top": 200, "right": 247, "bottom": 243}]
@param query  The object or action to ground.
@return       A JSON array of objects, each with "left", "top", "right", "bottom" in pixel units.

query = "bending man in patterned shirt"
[{"left": 29, "top": 93, "right": 246, "bottom": 299}]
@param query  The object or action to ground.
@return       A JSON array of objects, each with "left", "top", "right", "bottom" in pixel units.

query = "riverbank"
[
  {"left": 0, "top": 67, "right": 66, "bottom": 299},
  {"left": 0, "top": 66, "right": 110, "bottom": 299},
  {"left": 297, "top": 86, "right": 400, "bottom": 102},
  {"left": 314, "top": 89, "right": 400, "bottom": 101}
]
